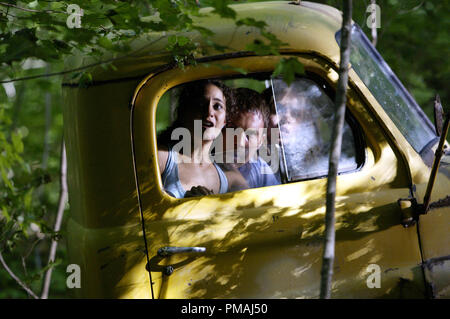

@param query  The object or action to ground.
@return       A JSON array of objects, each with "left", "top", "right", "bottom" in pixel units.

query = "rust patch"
[
  {"left": 384, "top": 267, "right": 399, "bottom": 274},
  {"left": 97, "top": 246, "right": 111, "bottom": 254},
  {"left": 438, "top": 162, "right": 450, "bottom": 179},
  {"left": 424, "top": 255, "right": 450, "bottom": 271},
  {"left": 429, "top": 196, "right": 450, "bottom": 210}
]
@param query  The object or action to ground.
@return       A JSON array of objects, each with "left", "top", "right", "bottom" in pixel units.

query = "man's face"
[{"left": 223, "top": 111, "right": 265, "bottom": 167}]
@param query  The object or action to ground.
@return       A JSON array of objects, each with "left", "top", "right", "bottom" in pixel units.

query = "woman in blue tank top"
[{"left": 157, "top": 80, "right": 247, "bottom": 198}]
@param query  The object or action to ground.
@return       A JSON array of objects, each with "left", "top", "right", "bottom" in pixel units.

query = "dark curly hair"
[
  {"left": 227, "top": 87, "right": 270, "bottom": 128},
  {"left": 158, "top": 79, "right": 231, "bottom": 146}
]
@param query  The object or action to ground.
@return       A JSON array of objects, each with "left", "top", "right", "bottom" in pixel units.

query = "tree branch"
[
  {"left": 371, "top": 0, "right": 377, "bottom": 47},
  {"left": 0, "top": 36, "right": 165, "bottom": 84},
  {"left": 0, "top": 250, "right": 39, "bottom": 299},
  {"left": 41, "top": 141, "right": 67, "bottom": 299},
  {"left": 320, "top": 0, "right": 352, "bottom": 299}
]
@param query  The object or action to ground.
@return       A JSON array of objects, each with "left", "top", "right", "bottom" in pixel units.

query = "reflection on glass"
[{"left": 272, "top": 78, "right": 358, "bottom": 181}]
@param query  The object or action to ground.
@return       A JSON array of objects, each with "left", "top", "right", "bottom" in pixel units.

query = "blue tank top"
[{"left": 161, "top": 146, "right": 228, "bottom": 198}]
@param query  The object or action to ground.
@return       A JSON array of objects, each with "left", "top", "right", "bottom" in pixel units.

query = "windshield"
[
  {"left": 336, "top": 24, "right": 436, "bottom": 153},
  {"left": 272, "top": 77, "right": 362, "bottom": 181}
]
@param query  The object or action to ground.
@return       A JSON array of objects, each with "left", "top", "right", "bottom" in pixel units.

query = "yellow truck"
[{"left": 62, "top": 1, "right": 449, "bottom": 298}]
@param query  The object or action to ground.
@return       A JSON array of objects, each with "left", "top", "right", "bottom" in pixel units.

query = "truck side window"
[{"left": 155, "top": 76, "right": 365, "bottom": 198}]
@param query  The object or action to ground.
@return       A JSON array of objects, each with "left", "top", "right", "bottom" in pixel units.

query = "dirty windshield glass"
[
  {"left": 272, "top": 78, "right": 360, "bottom": 181},
  {"left": 336, "top": 24, "right": 436, "bottom": 153}
]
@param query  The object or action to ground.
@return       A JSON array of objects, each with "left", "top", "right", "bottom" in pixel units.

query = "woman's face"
[{"left": 192, "top": 83, "right": 227, "bottom": 141}]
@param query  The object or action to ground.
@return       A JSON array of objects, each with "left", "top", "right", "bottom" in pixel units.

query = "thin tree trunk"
[
  {"left": 40, "top": 140, "right": 67, "bottom": 299},
  {"left": 320, "top": 0, "right": 352, "bottom": 299},
  {"left": 0, "top": 251, "right": 39, "bottom": 299},
  {"left": 371, "top": 0, "right": 378, "bottom": 46}
]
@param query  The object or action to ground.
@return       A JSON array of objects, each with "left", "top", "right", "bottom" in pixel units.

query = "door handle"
[
  {"left": 154, "top": 247, "right": 206, "bottom": 276},
  {"left": 157, "top": 246, "right": 206, "bottom": 258}
]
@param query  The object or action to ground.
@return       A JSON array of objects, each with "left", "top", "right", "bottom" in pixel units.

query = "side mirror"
[{"left": 421, "top": 95, "right": 449, "bottom": 214}]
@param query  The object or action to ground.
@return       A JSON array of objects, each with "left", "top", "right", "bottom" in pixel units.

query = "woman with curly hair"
[{"left": 157, "top": 80, "right": 247, "bottom": 198}]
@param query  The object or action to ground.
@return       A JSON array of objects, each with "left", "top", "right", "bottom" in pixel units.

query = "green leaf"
[
  {"left": 272, "top": 58, "right": 305, "bottom": 86},
  {"left": 78, "top": 72, "right": 93, "bottom": 88},
  {"left": 1, "top": 206, "right": 10, "bottom": 222},
  {"left": 23, "top": 189, "right": 33, "bottom": 211},
  {"left": 0, "top": 167, "right": 13, "bottom": 190},
  {"left": 11, "top": 132, "right": 24, "bottom": 154},
  {"left": 246, "top": 39, "right": 279, "bottom": 56},
  {"left": 176, "top": 36, "right": 190, "bottom": 46},
  {"left": 50, "top": 2, "right": 65, "bottom": 10},
  {"left": 28, "top": 1, "right": 39, "bottom": 9},
  {"left": 98, "top": 37, "right": 114, "bottom": 49},
  {"left": 1, "top": 29, "right": 38, "bottom": 65},
  {"left": 236, "top": 18, "right": 267, "bottom": 29},
  {"left": 40, "top": 258, "right": 62, "bottom": 274},
  {"left": 192, "top": 25, "right": 215, "bottom": 37},
  {"left": 168, "top": 35, "right": 177, "bottom": 45},
  {"left": 211, "top": 1, "right": 237, "bottom": 19},
  {"left": 166, "top": 35, "right": 198, "bottom": 69}
]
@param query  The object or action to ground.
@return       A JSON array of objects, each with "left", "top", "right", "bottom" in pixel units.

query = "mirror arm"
[{"left": 420, "top": 110, "right": 450, "bottom": 215}]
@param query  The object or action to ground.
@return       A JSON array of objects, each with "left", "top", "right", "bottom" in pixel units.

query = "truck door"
[{"left": 131, "top": 55, "right": 427, "bottom": 298}]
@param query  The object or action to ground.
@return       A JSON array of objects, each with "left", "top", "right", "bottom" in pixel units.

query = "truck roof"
[{"left": 64, "top": 1, "right": 343, "bottom": 84}]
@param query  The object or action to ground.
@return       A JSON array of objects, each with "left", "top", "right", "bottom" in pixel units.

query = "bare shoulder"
[{"left": 157, "top": 145, "right": 169, "bottom": 175}]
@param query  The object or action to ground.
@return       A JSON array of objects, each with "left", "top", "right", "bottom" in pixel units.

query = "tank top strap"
[
  {"left": 162, "top": 146, "right": 228, "bottom": 197},
  {"left": 161, "top": 145, "right": 186, "bottom": 198},
  {"left": 214, "top": 162, "right": 229, "bottom": 194},
  {"left": 161, "top": 145, "right": 175, "bottom": 184}
]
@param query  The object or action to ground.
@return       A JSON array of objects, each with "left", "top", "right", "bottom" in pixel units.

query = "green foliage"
[
  {"left": 0, "top": 63, "right": 65, "bottom": 297},
  {"left": 235, "top": 17, "right": 267, "bottom": 29},
  {"left": 78, "top": 72, "right": 93, "bottom": 88},
  {"left": 0, "top": 1, "right": 301, "bottom": 296},
  {"left": 314, "top": 0, "right": 449, "bottom": 120},
  {"left": 166, "top": 35, "right": 199, "bottom": 68},
  {"left": 273, "top": 57, "right": 305, "bottom": 86},
  {"left": 0, "top": 96, "right": 54, "bottom": 296},
  {"left": 209, "top": 0, "right": 237, "bottom": 19},
  {"left": 0, "top": 0, "right": 299, "bottom": 84}
]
